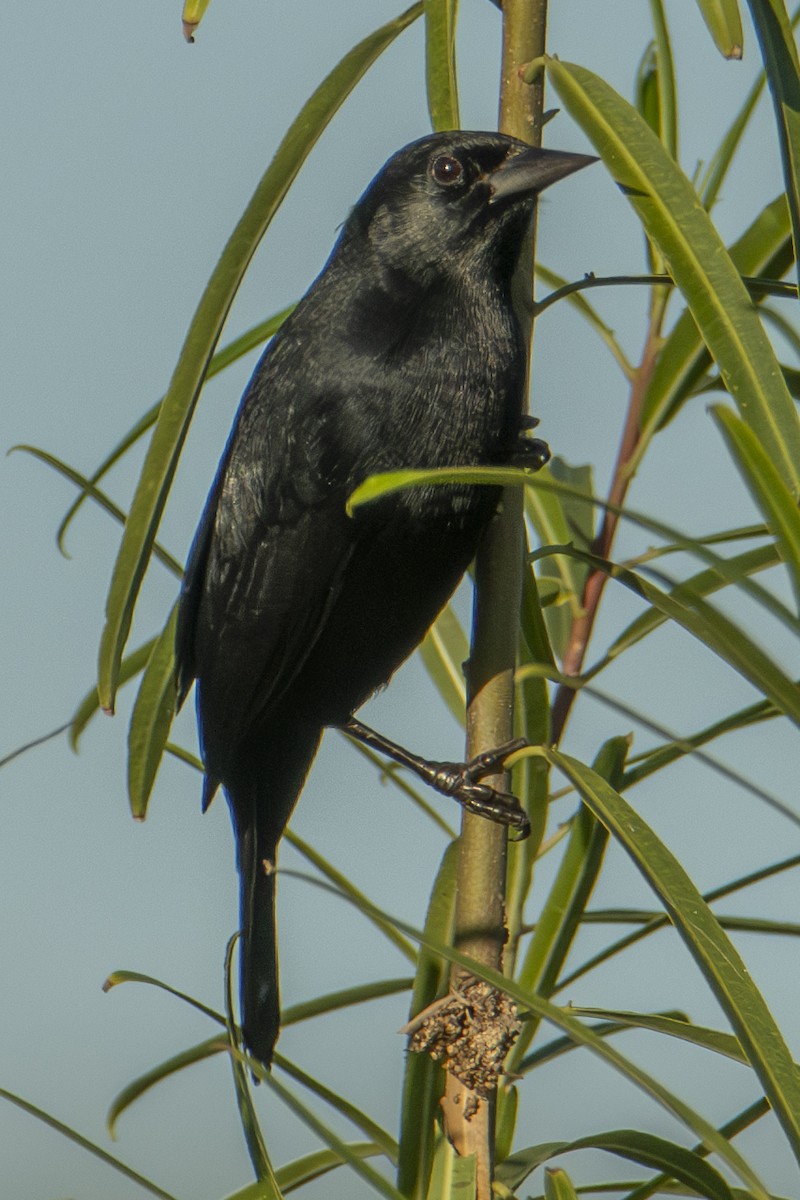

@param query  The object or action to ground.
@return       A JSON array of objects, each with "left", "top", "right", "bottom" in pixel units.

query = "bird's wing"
[{"left": 174, "top": 382, "right": 358, "bottom": 778}]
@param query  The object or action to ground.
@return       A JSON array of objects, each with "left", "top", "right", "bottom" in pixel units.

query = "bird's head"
[{"left": 341, "top": 131, "right": 596, "bottom": 287}]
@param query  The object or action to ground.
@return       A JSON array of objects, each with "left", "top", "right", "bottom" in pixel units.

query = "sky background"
[{"left": 1, "top": 2, "right": 799, "bottom": 1198}]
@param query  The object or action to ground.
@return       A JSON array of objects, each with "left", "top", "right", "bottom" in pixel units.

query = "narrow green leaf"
[
  {"left": 747, "top": 0, "right": 800, "bottom": 285},
  {"left": 71, "top": 637, "right": 155, "bottom": 750},
  {"left": 499, "top": 1128, "right": 735, "bottom": 1200},
  {"left": 398, "top": 842, "right": 458, "bottom": 1200},
  {"left": 526, "top": 458, "right": 594, "bottom": 660},
  {"left": 97, "top": 2, "right": 423, "bottom": 712},
  {"left": 546, "top": 543, "right": 800, "bottom": 726},
  {"left": 544, "top": 747, "right": 800, "bottom": 1167},
  {"left": 9, "top": 445, "right": 182, "bottom": 576},
  {"left": 274, "top": 1054, "right": 398, "bottom": 1164},
  {"left": 286, "top": 830, "right": 418, "bottom": 963},
  {"left": 695, "top": 0, "right": 745, "bottom": 57},
  {"left": 57, "top": 306, "right": 293, "bottom": 554},
  {"left": 424, "top": 0, "right": 460, "bottom": 130},
  {"left": 224, "top": 935, "right": 273, "bottom": 1184},
  {"left": 544, "top": 1167, "right": 580, "bottom": 1200},
  {"left": 281, "top": 977, "right": 412, "bottom": 1027},
  {"left": 251, "top": 1064, "right": 405, "bottom": 1200},
  {"left": 419, "top": 603, "right": 468, "bottom": 724},
  {"left": 0, "top": 1087, "right": 179, "bottom": 1200},
  {"left": 496, "top": 1082, "right": 519, "bottom": 1165},
  {"left": 567, "top": 1006, "right": 746, "bottom": 1065},
  {"left": 640, "top": 193, "right": 792, "bottom": 440},
  {"left": 507, "top": 737, "right": 625, "bottom": 1071},
  {"left": 281, "top": 867, "right": 768, "bottom": 1197},
  {"left": 604, "top": 542, "right": 779, "bottom": 665},
  {"left": 713, "top": 405, "right": 800, "bottom": 611},
  {"left": 182, "top": 0, "right": 211, "bottom": 42},
  {"left": 648, "top": 0, "right": 678, "bottom": 158},
  {"left": 107, "top": 1038, "right": 226, "bottom": 1139},
  {"left": 535, "top": 263, "right": 633, "bottom": 376},
  {"left": 546, "top": 58, "right": 800, "bottom": 489},
  {"left": 127, "top": 605, "right": 178, "bottom": 819},
  {"left": 425, "top": 1133, "right": 476, "bottom": 1199},
  {"left": 558, "top": 852, "right": 800, "bottom": 991},
  {"left": 272, "top": 1144, "right": 383, "bottom": 1195},
  {"left": 102, "top": 968, "right": 225, "bottom": 1024}
]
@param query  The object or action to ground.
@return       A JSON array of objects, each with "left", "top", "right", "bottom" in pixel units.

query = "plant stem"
[{"left": 440, "top": 0, "right": 547, "bottom": 1188}]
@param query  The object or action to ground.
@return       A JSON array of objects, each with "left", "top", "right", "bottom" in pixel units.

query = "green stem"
[{"left": 439, "top": 0, "right": 547, "bottom": 1189}]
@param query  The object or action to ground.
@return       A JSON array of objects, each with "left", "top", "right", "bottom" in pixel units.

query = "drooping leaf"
[
  {"left": 747, "top": 0, "right": 800, "bottom": 286},
  {"left": 694, "top": 0, "right": 745, "bottom": 58},
  {"left": 424, "top": 0, "right": 460, "bottom": 130},
  {"left": 127, "top": 605, "right": 178, "bottom": 819},
  {"left": 544, "top": 747, "right": 800, "bottom": 1167},
  {"left": 499, "top": 1127, "right": 735, "bottom": 1200},
  {"left": 545, "top": 58, "right": 800, "bottom": 491},
  {"left": 713, "top": 405, "right": 800, "bottom": 613},
  {"left": 97, "top": 2, "right": 423, "bottom": 713}
]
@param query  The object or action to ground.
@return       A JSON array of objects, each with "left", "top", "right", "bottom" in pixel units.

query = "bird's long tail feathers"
[{"left": 230, "top": 722, "right": 322, "bottom": 1069}]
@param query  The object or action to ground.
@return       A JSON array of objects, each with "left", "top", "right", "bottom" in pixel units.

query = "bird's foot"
[
  {"left": 342, "top": 719, "right": 530, "bottom": 839},
  {"left": 423, "top": 739, "right": 531, "bottom": 838}
]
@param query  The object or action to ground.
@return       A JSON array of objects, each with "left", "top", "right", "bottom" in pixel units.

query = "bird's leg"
[
  {"left": 512, "top": 416, "right": 551, "bottom": 472},
  {"left": 341, "top": 717, "right": 531, "bottom": 839}
]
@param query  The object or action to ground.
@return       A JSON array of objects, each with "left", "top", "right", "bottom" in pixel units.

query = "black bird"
[{"left": 175, "top": 131, "right": 594, "bottom": 1067}]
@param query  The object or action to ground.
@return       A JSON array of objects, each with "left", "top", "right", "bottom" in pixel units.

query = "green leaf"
[
  {"left": 286, "top": 829, "right": 418, "bottom": 963},
  {"left": 272, "top": 1144, "right": 384, "bottom": 1195},
  {"left": 273, "top": 1054, "right": 398, "bottom": 1165},
  {"left": 107, "top": 1038, "right": 226, "bottom": 1139},
  {"left": 545, "top": 58, "right": 800, "bottom": 491},
  {"left": 507, "top": 737, "right": 622, "bottom": 1072},
  {"left": 499, "top": 1128, "right": 735, "bottom": 1200},
  {"left": 544, "top": 1168, "right": 580, "bottom": 1200},
  {"left": 182, "top": 0, "right": 211, "bottom": 42},
  {"left": 224, "top": 935, "right": 273, "bottom": 1184},
  {"left": 640, "top": 192, "right": 792, "bottom": 440},
  {"left": 0, "top": 1087, "right": 179, "bottom": 1200},
  {"left": 713, "top": 405, "right": 800, "bottom": 612},
  {"left": 127, "top": 605, "right": 178, "bottom": 820},
  {"left": 747, "top": 0, "right": 800, "bottom": 285},
  {"left": 97, "top": 2, "right": 423, "bottom": 713},
  {"left": 398, "top": 842, "right": 458, "bottom": 1200},
  {"left": 419, "top": 603, "right": 468, "bottom": 724},
  {"left": 567, "top": 1006, "right": 746, "bottom": 1065},
  {"left": 70, "top": 637, "right": 155, "bottom": 750},
  {"left": 694, "top": 0, "right": 745, "bottom": 57},
  {"left": 281, "top": 977, "right": 413, "bottom": 1028},
  {"left": 604, "top": 542, "right": 779, "bottom": 665},
  {"left": 9, "top": 444, "right": 182, "bottom": 576},
  {"left": 57, "top": 307, "right": 293, "bottom": 555},
  {"left": 425, "top": 1133, "right": 476, "bottom": 1199},
  {"left": 251, "top": 1064, "right": 405, "bottom": 1200},
  {"left": 526, "top": 458, "right": 594, "bottom": 661},
  {"left": 102, "top": 968, "right": 225, "bottom": 1024},
  {"left": 546, "top": 543, "right": 800, "bottom": 727},
  {"left": 648, "top": 1, "right": 678, "bottom": 158},
  {"left": 535, "top": 263, "right": 633, "bottom": 376},
  {"left": 286, "top": 864, "right": 769, "bottom": 1197},
  {"left": 544, "top": 747, "right": 800, "bottom": 1168},
  {"left": 424, "top": 0, "right": 460, "bottom": 131}
]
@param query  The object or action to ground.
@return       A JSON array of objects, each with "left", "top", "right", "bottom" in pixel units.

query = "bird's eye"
[{"left": 431, "top": 155, "right": 465, "bottom": 187}]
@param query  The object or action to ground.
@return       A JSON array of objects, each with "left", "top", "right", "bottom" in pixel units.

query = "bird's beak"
[{"left": 488, "top": 146, "right": 598, "bottom": 204}]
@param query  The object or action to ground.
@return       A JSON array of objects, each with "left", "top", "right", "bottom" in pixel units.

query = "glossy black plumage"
[{"left": 175, "top": 131, "right": 593, "bottom": 1067}]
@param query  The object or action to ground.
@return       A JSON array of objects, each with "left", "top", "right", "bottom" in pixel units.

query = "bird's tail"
[{"left": 229, "top": 722, "right": 322, "bottom": 1069}]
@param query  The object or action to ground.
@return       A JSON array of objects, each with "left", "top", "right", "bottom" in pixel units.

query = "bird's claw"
[
  {"left": 511, "top": 435, "right": 550, "bottom": 472},
  {"left": 427, "top": 738, "right": 531, "bottom": 840}
]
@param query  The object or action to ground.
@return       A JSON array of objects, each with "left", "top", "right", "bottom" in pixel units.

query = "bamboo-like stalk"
[{"left": 439, "top": 0, "right": 548, "bottom": 1189}]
